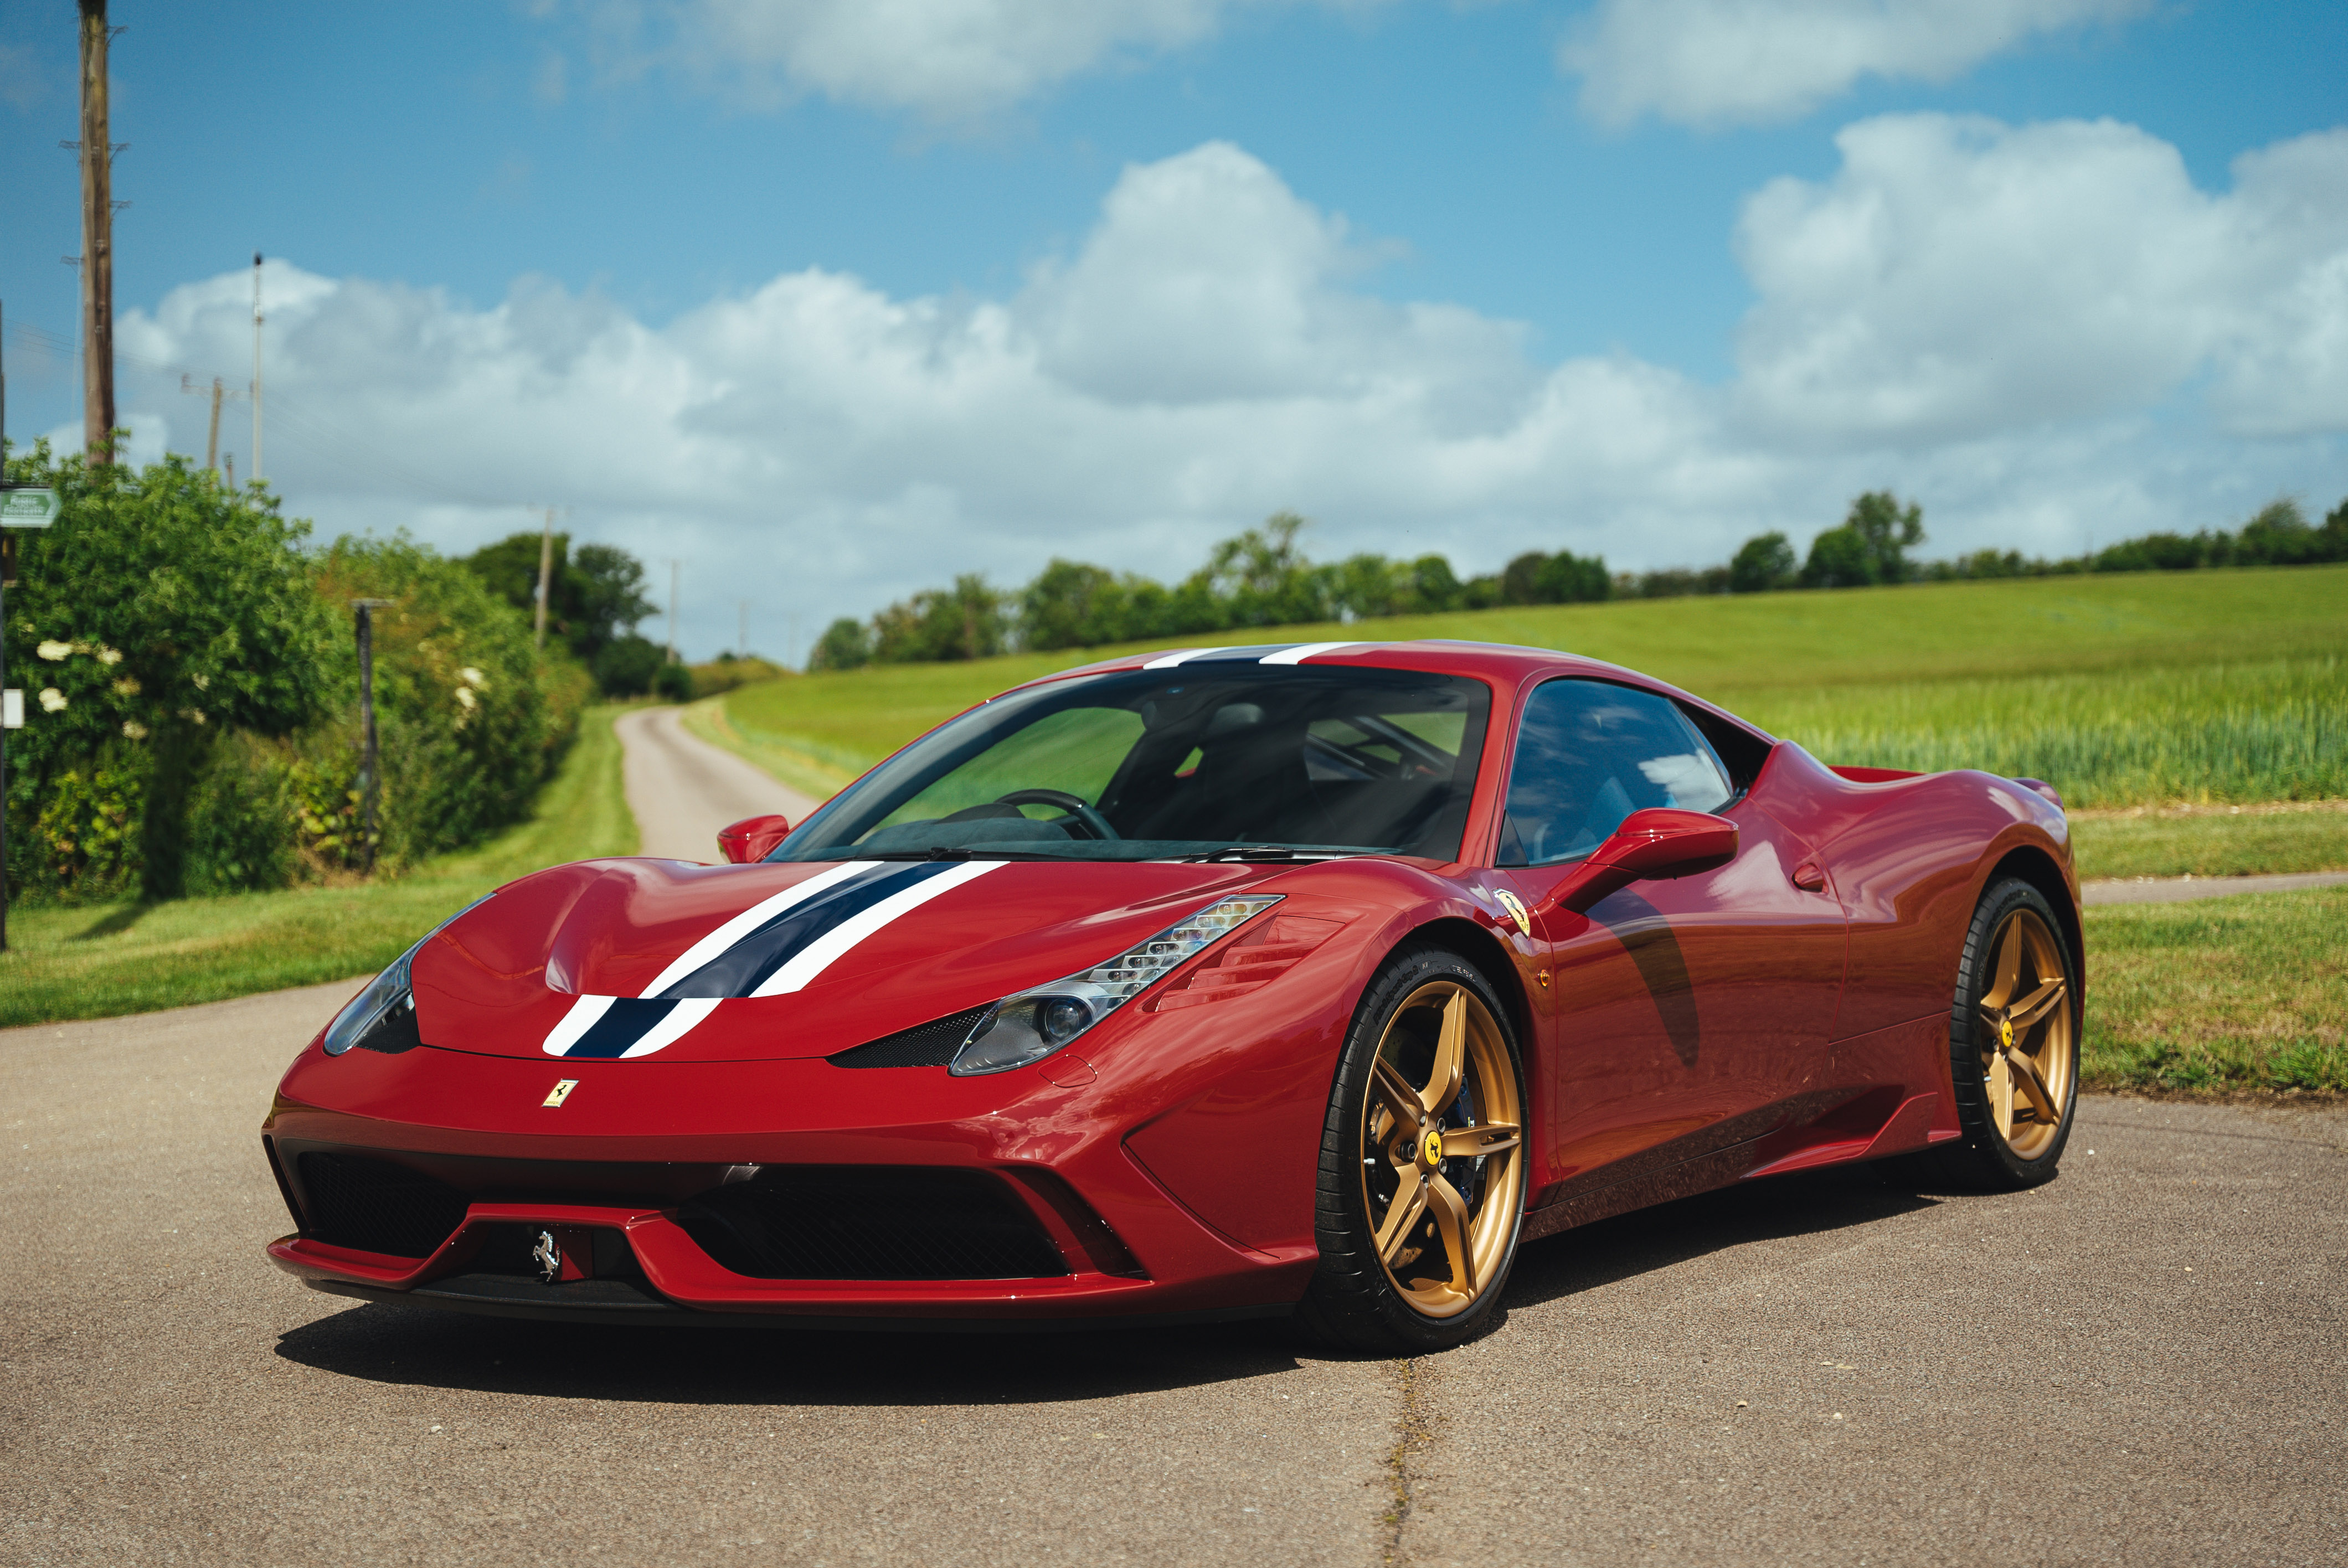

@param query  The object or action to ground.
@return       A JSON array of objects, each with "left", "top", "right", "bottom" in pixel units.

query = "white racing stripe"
[
  {"left": 750, "top": 860, "right": 1002, "bottom": 997},
  {"left": 620, "top": 997, "right": 723, "bottom": 1059},
  {"left": 540, "top": 993, "right": 616, "bottom": 1056},
  {"left": 1141, "top": 647, "right": 1229, "bottom": 669},
  {"left": 1259, "top": 641, "right": 1358, "bottom": 664},
  {"left": 636, "top": 859, "right": 877, "bottom": 998}
]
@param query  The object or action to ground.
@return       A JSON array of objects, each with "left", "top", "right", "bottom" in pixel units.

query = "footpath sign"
[{"left": 0, "top": 487, "right": 59, "bottom": 527}]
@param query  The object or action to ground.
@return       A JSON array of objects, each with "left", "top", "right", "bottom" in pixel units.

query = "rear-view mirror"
[
  {"left": 1542, "top": 807, "right": 1738, "bottom": 915},
  {"left": 717, "top": 813, "right": 793, "bottom": 864}
]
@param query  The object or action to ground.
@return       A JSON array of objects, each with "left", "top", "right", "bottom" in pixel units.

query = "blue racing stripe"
[
  {"left": 651, "top": 861, "right": 957, "bottom": 999},
  {"left": 563, "top": 997, "right": 682, "bottom": 1059}
]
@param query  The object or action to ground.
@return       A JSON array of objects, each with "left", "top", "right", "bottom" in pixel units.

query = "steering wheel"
[{"left": 995, "top": 788, "right": 1120, "bottom": 842}]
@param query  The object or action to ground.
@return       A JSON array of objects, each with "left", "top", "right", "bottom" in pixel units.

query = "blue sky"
[{"left": 3, "top": 2, "right": 2344, "bottom": 660}]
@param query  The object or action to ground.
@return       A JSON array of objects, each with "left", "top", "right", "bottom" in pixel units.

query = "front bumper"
[{"left": 263, "top": 1042, "right": 1320, "bottom": 1326}]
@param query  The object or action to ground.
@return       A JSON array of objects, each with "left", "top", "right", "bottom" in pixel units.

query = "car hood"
[{"left": 410, "top": 856, "right": 1288, "bottom": 1064}]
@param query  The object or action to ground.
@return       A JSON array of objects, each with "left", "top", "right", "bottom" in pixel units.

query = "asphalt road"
[
  {"left": 614, "top": 705, "right": 823, "bottom": 863},
  {"left": 4, "top": 719, "right": 2342, "bottom": 1565}
]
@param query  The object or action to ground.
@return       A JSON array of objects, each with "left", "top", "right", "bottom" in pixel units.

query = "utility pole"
[
  {"left": 352, "top": 599, "right": 394, "bottom": 869},
  {"left": 666, "top": 560, "right": 679, "bottom": 664},
  {"left": 738, "top": 599, "right": 748, "bottom": 659},
  {"left": 77, "top": 1, "right": 115, "bottom": 465},
  {"left": 532, "top": 506, "right": 563, "bottom": 650},
  {"left": 251, "top": 252, "right": 264, "bottom": 482},
  {"left": 179, "top": 374, "right": 239, "bottom": 472}
]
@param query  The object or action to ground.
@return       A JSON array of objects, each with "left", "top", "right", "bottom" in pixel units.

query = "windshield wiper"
[
  {"left": 861, "top": 847, "right": 1090, "bottom": 862},
  {"left": 1181, "top": 844, "right": 1360, "bottom": 863}
]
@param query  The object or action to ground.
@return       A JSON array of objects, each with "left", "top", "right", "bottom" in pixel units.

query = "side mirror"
[
  {"left": 1542, "top": 808, "right": 1738, "bottom": 916},
  {"left": 717, "top": 813, "right": 792, "bottom": 865}
]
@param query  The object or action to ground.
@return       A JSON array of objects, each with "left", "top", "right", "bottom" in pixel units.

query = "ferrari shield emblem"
[
  {"left": 543, "top": 1078, "right": 579, "bottom": 1108},
  {"left": 1494, "top": 889, "right": 1532, "bottom": 937}
]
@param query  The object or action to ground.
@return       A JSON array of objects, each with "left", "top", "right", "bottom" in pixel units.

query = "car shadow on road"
[
  {"left": 272, "top": 1302, "right": 1309, "bottom": 1407},
  {"left": 1499, "top": 1164, "right": 1939, "bottom": 1315}
]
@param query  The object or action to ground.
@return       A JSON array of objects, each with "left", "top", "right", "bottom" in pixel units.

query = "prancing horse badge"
[
  {"left": 1494, "top": 889, "right": 1532, "bottom": 937},
  {"left": 542, "top": 1079, "right": 579, "bottom": 1108}
]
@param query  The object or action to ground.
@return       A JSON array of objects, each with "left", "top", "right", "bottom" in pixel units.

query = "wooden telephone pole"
[
  {"left": 77, "top": 0, "right": 115, "bottom": 464},
  {"left": 532, "top": 507, "right": 563, "bottom": 649}
]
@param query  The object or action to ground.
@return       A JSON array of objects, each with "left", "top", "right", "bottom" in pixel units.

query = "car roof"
[
  {"left": 1010, "top": 637, "right": 1777, "bottom": 746},
  {"left": 1022, "top": 637, "right": 1649, "bottom": 691}
]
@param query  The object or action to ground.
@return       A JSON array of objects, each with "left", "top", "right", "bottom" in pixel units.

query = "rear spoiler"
[{"left": 1829, "top": 764, "right": 2063, "bottom": 811}]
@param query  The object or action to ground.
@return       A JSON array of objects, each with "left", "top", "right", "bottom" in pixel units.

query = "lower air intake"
[
  {"left": 298, "top": 1152, "right": 470, "bottom": 1259},
  {"left": 674, "top": 1166, "right": 1068, "bottom": 1281}
]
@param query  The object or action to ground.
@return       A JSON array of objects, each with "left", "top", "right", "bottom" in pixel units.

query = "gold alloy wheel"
[
  {"left": 1975, "top": 907, "right": 2074, "bottom": 1158},
  {"left": 1360, "top": 980, "right": 1525, "bottom": 1318}
]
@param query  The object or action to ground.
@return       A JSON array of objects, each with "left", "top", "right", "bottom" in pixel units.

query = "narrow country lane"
[{"left": 612, "top": 705, "right": 825, "bottom": 863}]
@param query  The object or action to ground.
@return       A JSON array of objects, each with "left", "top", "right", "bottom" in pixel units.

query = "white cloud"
[
  {"left": 1734, "top": 116, "right": 2348, "bottom": 443},
  {"left": 1562, "top": 0, "right": 2149, "bottom": 128},
  {"left": 578, "top": 0, "right": 1377, "bottom": 120},
  {"left": 102, "top": 129, "right": 2346, "bottom": 661}
]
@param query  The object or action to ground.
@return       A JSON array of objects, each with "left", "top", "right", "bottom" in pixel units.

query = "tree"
[
  {"left": 1021, "top": 560, "right": 1125, "bottom": 651},
  {"left": 1728, "top": 532, "right": 1796, "bottom": 594},
  {"left": 809, "top": 617, "right": 872, "bottom": 672},
  {"left": 459, "top": 531, "right": 654, "bottom": 667},
  {"left": 1407, "top": 554, "right": 1463, "bottom": 612},
  {"left": 1803, "top": 491, "right": 1925, "bottom": 588},
  {"left": 593, "top": 634, "right": 665, "bottom": 695},
  {"left": 1535, "top": 550, "right": 1610, "bottom": 604}
]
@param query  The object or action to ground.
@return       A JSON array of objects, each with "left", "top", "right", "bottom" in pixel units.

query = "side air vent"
[
  {"left": 297, "top": 1152, "right": 470, "bottom": 1259},
  {"left": 674, "top": 1165, "right": 1067, "bottom": 1280},
  {"left": 827, "top": 1006, "right": 990, "bottom": 1069}
]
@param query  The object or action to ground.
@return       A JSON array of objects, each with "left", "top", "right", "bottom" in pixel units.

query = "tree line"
[{"left": 811, "top": 491, "right": 2348, "bottom": 669}]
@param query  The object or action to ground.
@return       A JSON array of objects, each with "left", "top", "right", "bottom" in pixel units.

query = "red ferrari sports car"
[{"left": 264, "top": 639, "right": 2081, "bottom": 1350}]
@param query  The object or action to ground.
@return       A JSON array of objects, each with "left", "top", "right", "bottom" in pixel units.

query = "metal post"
[
  {"left": 534, "top": 507, "right": 553, "bottom": 649},
  {"left": 352, "top": 598, "right": 393, "bottom": 868},
  {"left": 251, "top": 252, "right": 263, "bottom": 483}
]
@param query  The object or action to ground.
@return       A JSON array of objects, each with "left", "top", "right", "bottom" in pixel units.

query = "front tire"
[{"left": 1297, "top": 942, "right": 1527, "bottom": 1353}]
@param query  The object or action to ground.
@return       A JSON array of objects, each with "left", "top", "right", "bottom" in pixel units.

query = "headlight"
[
  {"left": 322, "top": 894, "right": 496, "bottom": 1057},
  {"left": 950, "top": 894, "right": 1283, "bottom": 1076}
]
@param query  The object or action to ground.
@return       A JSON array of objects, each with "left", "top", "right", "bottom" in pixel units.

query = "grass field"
[
  {"left": 2083, "top": 885, "right": 2346, "bottom": 1095},
  {"left": 0, "top": 705, "right": 635, "bottom": 1029},
  {"left": 719, "top": 567, "right": 2348, "bottom": 813},
  {"left": 2069, "top": 802, "right": 2348, "bottom": 881}
]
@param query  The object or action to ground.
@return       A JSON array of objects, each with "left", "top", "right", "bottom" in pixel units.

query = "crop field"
[
  {"left": 0, "top": 707, "right": 636, "bottom": 1029},
  {"left": 719, "top": 565, "right": 2348, "bottom": 832}
]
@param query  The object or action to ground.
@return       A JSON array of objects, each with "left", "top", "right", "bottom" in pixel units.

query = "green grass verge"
[
  {"left": 724, "top": 566, "right": 2348, "bottom": 809},
  {"left": 677, "top": 697, "right": 856, "bottom": 803},
  {"left": 2082, "top": 885, "right": 2348, "bottom": 1096},
  {"left": 0, "top": 705, "right": 635, "bottom": 1028},
  {"left": 2071, "top": 803, "right": 2348, "bottom": 881}
]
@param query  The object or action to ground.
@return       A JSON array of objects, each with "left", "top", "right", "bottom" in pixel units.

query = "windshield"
[{"left": 774, "top": 664, "right": 1492, "bottom": 863}]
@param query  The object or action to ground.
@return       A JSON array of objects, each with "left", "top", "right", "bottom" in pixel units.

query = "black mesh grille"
[
  {"left": 828, "top": 1006, "right": 990, "bottom": 1069},
  {"left": 674, "top": 1166, "right": 1067, "bottom": 1280},
  {"left": 297, "top": 1152, "right": 471, "bottom": 1258}
]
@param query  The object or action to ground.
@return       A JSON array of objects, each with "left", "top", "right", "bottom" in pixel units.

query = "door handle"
[{"left": 1791, "top": 859, "right": 1827, "bottom": 893}]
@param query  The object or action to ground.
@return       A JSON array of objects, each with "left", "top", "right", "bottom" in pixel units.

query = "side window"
[{"left": 1496, "top": 679, "right": 1735, "bottom": 866}]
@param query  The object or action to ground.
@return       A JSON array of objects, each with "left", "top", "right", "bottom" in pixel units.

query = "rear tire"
[
  {"left": 1296, "top": 942, "right": 1527, "bottom": 1354},
  {"left": 1885, "top": 878, "right": 2079, "bottom": 1192}
]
